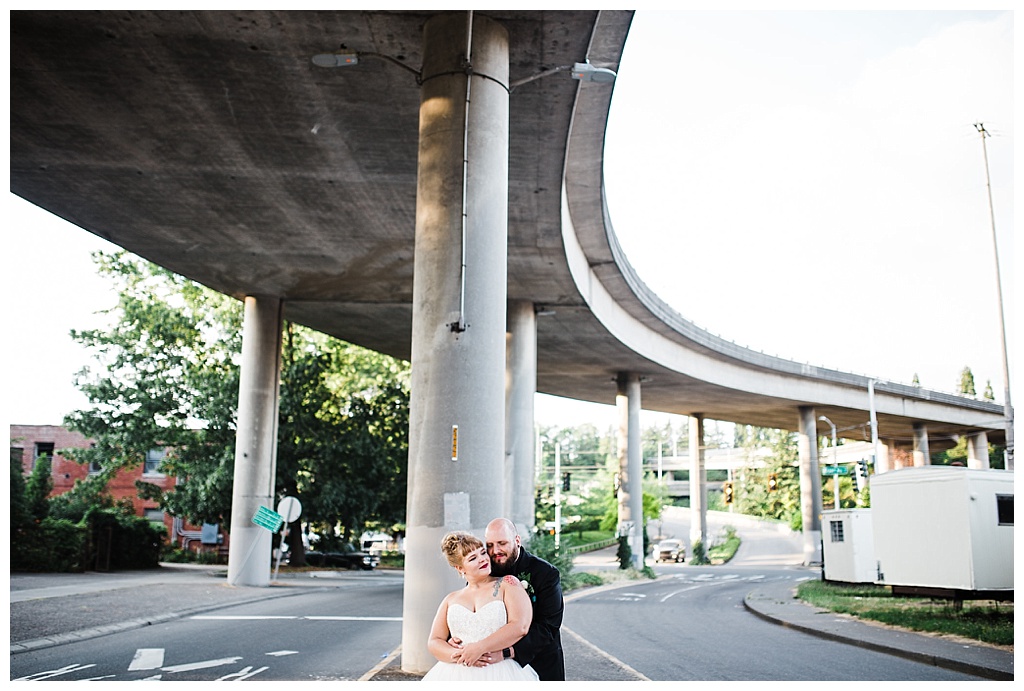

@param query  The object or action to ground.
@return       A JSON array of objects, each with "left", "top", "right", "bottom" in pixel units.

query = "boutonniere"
[{"left": 517, "top": 571, "right": 536, "bottom": 602}]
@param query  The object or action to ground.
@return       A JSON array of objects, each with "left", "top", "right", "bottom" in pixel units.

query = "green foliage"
[
  {"left": 707, "top": 526, "right": 741, "bottom": 564},
  {"left": 983, "top": 380, "right": 995, "bottom": 401},
  {"left": 731, "top": 426, "right": 802, "bottom": 525},
  {"left": 689, "top": 539, "right": 709, "bottom": 565},
  {"left": 23, "top": 455, "right": 54, "bottom": 522},
  {"left": 85, "top": 507, "right": 166, "bottom": 570},
  {"left": 12, "top": 518, "right": 87, "bottom": 572},
  {"left": 10, "top": 455, "right": 30, "bottom": 530},
  {"left": 64, "top": 251, "right": 411, "bottom": 552},
  {"left": 958, "top": 366, "right": 976, "bottom": 396},
  {"left": 615, "top": 534, "right": 632, "bottom": 569},
  {"left": 798, "top": 580, "right": 1013, "bottom": 647}
]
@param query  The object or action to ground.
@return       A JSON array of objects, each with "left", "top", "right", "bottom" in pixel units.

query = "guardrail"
[{"left": 565, "top": 537, "right": 618, "bottom": 554}]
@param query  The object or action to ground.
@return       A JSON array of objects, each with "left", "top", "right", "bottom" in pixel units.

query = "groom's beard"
[{"left": 488, "top": 546, "right": 520, "bottom": 577}]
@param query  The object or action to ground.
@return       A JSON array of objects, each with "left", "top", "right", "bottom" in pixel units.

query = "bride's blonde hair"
[{"left": 440, "top": 531, "right": 483, "bottom": 568}]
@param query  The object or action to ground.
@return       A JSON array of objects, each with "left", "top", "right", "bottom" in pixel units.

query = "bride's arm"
[
  {"left": 426, "top": 595, "right": 462, "bottom": 663},
  {"left": 457, "top": 578, "right": 533, "bottom": 666}
]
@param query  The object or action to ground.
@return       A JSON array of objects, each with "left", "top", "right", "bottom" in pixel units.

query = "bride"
[{"left": 422, "top": 531, "right": 540, "bottom": 681}]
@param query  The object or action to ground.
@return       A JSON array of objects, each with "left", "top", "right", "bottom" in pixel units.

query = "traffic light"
[
  {"left": 768, "top": 473, "right": 778, "bottom": 492},
  {"left": 562, "top": 472, "right": 571, "bottom": 492},
  {"left": 857, "top": 460, "right": 869, "bottom": 478},
  {"left": 723, "top": 481, "right": 734, "bottom": 504}
]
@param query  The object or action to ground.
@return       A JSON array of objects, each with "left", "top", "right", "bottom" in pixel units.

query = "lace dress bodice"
[{"left": 447, "top": 599, "right": 506, "bottom": 643}]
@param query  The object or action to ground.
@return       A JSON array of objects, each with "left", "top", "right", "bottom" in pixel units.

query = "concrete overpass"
[{"left": 11, "top": 10, "right": 1007, "bottom": 673}]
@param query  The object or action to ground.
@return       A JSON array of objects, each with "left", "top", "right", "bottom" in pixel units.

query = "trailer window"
[
  {"left": 829, "top": 520, "right": 844, "bottom": 542},
  {"left": 996, "top": 494, "right": 1013, "bottom": 526}
]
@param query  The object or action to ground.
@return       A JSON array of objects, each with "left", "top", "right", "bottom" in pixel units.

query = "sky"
[{"left": 6, "top": 9, "right": 1017, "bottom": 440}]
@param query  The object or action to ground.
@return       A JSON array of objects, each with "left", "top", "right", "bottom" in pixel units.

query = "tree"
[
  {"left": 66, "top": 251, "right": 411, "bottom": 550},
  {"left": 733, "top": 426, "right": 801, "bottom": 527},
  {"left": 912, "top": 373, "right": 920, "bottom": 386},
  {"left": 958, "top": 366, "right": 976, "bottom": 397},
  {"left": 983, "top": 380, "right": 995, "bottom": 401}
]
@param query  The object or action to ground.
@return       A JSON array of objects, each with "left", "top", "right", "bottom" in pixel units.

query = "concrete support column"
[
  {"left": 401, "top": 12, "right": 509, "bottom": 675},
  {"left": 227, "top": 295, "right": 283, "bottom": 587},
  {"left": 506, "top": 300, "right": 537, "bottom": 536},
  {"left": 967, "top": 432, "right": 990, "bottom": 469},
  {"left": 797, "top": 406, "right": 822, "bottom": 566},
  {"left": 688, "top": 413, "right": 707, "bottom": 556},
  {"left": 912, "top": 423, "right": 931, "bottom": 467},
  {"left": 616, "top": 373, "right": 644, "bottom": 568}
]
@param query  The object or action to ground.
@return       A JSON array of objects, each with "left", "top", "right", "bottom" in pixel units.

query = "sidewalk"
[{"left": 9, "top": 562, "right": 1013, "bottom": 680}]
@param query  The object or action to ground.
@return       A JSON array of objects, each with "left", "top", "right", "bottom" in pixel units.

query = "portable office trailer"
[
  {"left": 871, "top": 467, "right": 1013, "bottom": 595},
  {"left": 821, "top": 509, "right": 875, "bottom": 583}
]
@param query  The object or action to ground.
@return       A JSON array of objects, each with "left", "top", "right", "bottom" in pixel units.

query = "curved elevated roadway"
[{"left": 10, "top": 10, "right": 1004, "bottom": 450}]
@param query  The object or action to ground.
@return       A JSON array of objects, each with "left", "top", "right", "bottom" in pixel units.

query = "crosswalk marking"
[{"left": 162, "top": 656, "right": 243, "bottom": 673}]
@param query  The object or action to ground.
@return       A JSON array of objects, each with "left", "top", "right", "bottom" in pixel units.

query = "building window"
[
  {"left": 144, "top": 508, "right": 165, "bottom": 524},
  {"left": 829, "top": 520, "right": 844, "bottom": 543},
  {"left": 33, "top": 442, "right": 55, "bottom": 469},
  {"left": 144, "top": 448, "right": 166, "bottom": 475},
  {"left": 996, "top": 495, "right": 1013, "bottom": 526}
]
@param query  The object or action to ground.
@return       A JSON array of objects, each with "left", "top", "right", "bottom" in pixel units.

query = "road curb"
[{"left": 742, "top": 589, "right": 1013, "bottom": 681}]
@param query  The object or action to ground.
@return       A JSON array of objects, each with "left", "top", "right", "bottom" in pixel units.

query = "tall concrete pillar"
[
  {"left": 797, "top": 406, "right": 822, "bottom": 566},
  {"left": 401, "top": 12, "right": 509, "bottom": 675},
  {"left": 506, "top": 300, "right": 537, "bottom": 536},
  {"left": 616, "top": 373, "right": 644, "bottom": 568},
  {"left": 912, "top": 423, "right": 931, "bottom": 467},
  {"left": 688, "top": 413, "right": 707, "bottom": 555},
  {"left": 227, "top": 295, "right": 283, "bottom": 587},
  {"left": 967, "top": 432, "right": 990, "bottom": 469}
]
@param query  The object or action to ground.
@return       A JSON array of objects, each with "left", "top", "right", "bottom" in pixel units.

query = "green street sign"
[
  {"left": 252, "top": 505, "right": 285, "bottom": 532},
  {"left": 822, "top": 466, "right": 850, "bottom": 476}
]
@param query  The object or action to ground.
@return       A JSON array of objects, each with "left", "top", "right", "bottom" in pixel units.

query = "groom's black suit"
[{"left": 502, "top": 547, "right": 565, "bottom": 681}]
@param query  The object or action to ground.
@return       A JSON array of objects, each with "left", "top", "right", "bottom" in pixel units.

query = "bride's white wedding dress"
[{"left": 421, "top": 600, "right": 539, "bottom": 681}]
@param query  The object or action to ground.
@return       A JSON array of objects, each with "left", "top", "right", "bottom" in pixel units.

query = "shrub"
[
  {"left": 85, "top": 507, "right": 165, "bottom": 570},
  {"left": 12, "top": 518, "right": 87, "bottom": 572}
]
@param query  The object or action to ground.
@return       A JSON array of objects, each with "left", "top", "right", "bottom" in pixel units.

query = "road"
[
  {"left": 9, "top": 510, "right": 990, "bottom": 682},
  {"left": 564, "top": 565, "right": 976, "bottom": 681}
]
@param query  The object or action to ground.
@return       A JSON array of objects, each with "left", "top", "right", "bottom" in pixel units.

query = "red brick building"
[{"left": 10, "top": 424, "right": 221, "bottom": 554}]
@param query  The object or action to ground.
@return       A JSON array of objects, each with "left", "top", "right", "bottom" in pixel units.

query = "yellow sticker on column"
[{"left": 451, "top": 425, "right": 459, "bottom": 461}]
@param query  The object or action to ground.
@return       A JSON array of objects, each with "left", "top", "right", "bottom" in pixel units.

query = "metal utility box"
[
  {"left": 822, "top": 509, "right": 875, "bottom": 583},
  {"left": 871, "top": 467, "right": 1013, "bottom": 594}
]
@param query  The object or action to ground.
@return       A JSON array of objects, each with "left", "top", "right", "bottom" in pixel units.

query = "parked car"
[
  {"left": 654, "top": 539, "right": 685, "bottom": 563},
  {"left": 301, "top": 549, "right": 380, "bottom": 570}
]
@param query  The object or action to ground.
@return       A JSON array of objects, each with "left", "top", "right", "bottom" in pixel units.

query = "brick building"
[{"left": 10, "top": 424, "right": 220, "bottom": 554}]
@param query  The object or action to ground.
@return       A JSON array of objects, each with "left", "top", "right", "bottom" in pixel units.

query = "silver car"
[{"left": 655, "top": 539, "right": 685, "bottom": 562}]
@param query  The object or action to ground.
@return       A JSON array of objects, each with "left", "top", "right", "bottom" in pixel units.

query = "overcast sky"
[{"left": 7, "top": 9, "right": 1016, "bottom": 438}]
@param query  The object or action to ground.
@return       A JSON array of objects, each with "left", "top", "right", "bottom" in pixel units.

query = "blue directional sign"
[{"left": 251, "top": 505, "right": 285, "bottom": 532}]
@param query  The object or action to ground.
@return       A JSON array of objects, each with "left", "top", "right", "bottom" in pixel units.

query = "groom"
[{"left": 484, "top": 517, "right": 565, "bottom": 681}]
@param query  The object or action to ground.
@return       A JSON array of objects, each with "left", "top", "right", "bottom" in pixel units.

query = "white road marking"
[
  {"left": 304, "top": 616, "right": 402, "bottom": 621},
  {"left": 266, "top": 650, "right": 299, "bottom": 656},
  {"left": 13, "top": 663, "right": 96, "bottom": 681},
  {"left": 191, "top": 615, "right": 297, "bottom": 620},
  {"left": 217, "top": 665, "right": 269, "bottom": 680},
  {"left": 128, "top": 648, "right": 165, "bottom": 670},
  {"left": 161, "top": 656, "right": 243, "bottom": 673}
]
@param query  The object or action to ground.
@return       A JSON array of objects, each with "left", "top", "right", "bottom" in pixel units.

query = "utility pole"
[{"left": 974, "top": 123, "right": 1014, "bottom": 470}]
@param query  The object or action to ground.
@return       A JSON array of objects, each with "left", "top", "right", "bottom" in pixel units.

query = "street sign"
[
  {"left": 251, "top": 505, "right": 284, "bottom": 532},
  {"left": 277, "top": 496, "right": 302, "bottom": 524},
  {"left": 822, "top": 466, "right": 850, "bottom": 476}
]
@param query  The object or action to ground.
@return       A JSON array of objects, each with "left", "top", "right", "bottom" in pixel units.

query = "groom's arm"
[{"left": 509, "top": 561, "right": 563, "bottom": 667}]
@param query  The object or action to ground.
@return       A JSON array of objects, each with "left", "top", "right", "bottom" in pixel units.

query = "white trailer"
[
  {"left": 821, "top": 508, "right": 875, "bottom": 584},
  {"left": 871, "top": 466, "right": 1013, "bottom": 598}
]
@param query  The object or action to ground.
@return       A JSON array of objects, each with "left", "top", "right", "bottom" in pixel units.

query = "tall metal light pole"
[
  {"left": 974, "top": 123, "right": 1014, "bottom": 470},
  {"left": 868, "top": 379, "right": 887, "bottom": 474},
  {"left": 819, "top": 416, "right": 839, "bottom": 508}
]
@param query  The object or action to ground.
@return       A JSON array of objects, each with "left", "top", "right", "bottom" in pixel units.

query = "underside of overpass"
[{"left": 11, "top": 10, "right": 1005, "bottom": 448}]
